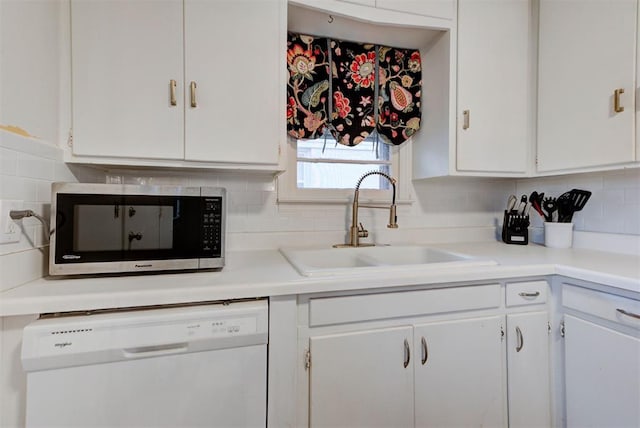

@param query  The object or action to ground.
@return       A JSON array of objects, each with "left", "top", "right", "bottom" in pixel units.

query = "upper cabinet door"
[
  {"left": 183, "top": 0, "right": 284, "bottom": 165},
  {"left": 71, "top": 0, "right": 184, "bottom": 160},
  {"left": 456, "top": 0, "right": 531, "bottom": 174},
  {"left": 537, "top": 0, "right": 636, "bottom": 172}
]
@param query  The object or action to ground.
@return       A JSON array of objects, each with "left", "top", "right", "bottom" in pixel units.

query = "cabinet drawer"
[
  {"left": 563, "top": 284, "right": 640, "bottom": 329},
  {"left": 309, "top": 284, "right": 501, "bottom": 327},
  {"left": 506, "top": 281, "right": 548, "bottom": 307}
]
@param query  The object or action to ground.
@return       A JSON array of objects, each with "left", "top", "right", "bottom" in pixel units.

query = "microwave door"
[
  {"left": 74, "top": 205, "right": 124, "bottom": 251},
  {"left": 123, "top": 205, "right": 174, "bottom": 251}
]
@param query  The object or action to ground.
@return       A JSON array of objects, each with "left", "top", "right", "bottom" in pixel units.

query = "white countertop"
[{"left": 1, "top": 241, "right": 639, "bottom": 317}]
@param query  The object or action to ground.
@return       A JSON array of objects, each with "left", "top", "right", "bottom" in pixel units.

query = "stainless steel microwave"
[{"left": 50, "top": 183, "right": 226, "bottom": 276}]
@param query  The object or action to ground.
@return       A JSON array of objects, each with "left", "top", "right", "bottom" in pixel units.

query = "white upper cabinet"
[
  {"left": 456, "top": 0, "right": 531, "bottom": 174},
  {"left": 537, "top": 0, "right": 637, "bottom": 172},
  {"left": 71, "top": 0, "right": 184, "bottom": 160},
  {"left": 183, "top": 0, "right": 283, "bottom": 165},
  {"left": 69, "top": 0, "right": 284, "bottom": 170},
  {"left": 375, "top": 0, "right": 454, "bottom": 20}
]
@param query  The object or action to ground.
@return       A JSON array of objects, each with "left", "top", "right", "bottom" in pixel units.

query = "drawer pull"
[
  {"left": 403, "top": 339, "right": 410, "bottom": 368},
  {"left": 616, "top": 308, "right": 640, "bottom": 320},
  {"left": 515, "top": 326, "right": 524, "bottom": 352},
  {"left": 421, "top": 337, "right": 428, "bottom": 365},
  {"left": 518, "top": 291, "right": 540, "bottom": 298}
]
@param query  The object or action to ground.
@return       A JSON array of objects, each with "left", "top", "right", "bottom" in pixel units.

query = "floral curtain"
[
  {"left": 377, "top": 47, "right": 422, "bottom": 145},
  {"left": 286, "top": 34, "right": 330, "bottom": 140},
  {"left": 286, "top": 32, "right": 422, "bottom": 146}
]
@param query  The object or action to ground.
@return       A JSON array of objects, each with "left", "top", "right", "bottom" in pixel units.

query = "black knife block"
[{"left": 501, "top": 210, "right": 529, "bottom": 245}]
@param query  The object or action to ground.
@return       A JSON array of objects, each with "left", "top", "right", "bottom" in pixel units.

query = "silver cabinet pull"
[
  {"left": 518, "top": 291, "right": 540, "bottom": 298},
  {"left": 169, "top": 79, "right": 177, "bottom": 106},
  {"left": 190, "top": 81, "right": 197, "bottom": 108},
  {"left": 421, "top": 337, "right": 428, "bottom": 365},
  {"left": 617, "top": 308, "right": 640, "bottom": 320},
  {"left": 462, "top": 110, "right": 470, "bottom": 129},
  {"left": 403, "top": 339, "right": 410, "bottom": 368},
  {"left": 515, "top": 326, "right": 524, "bottom": 352}
]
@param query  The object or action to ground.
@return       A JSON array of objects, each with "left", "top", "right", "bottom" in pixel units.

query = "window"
[
  {"left": 277, "top": 135, "right": 412, "bottom": 204},
  {"left": 297, "top": 136, "right": 391, "bottom": 190}
]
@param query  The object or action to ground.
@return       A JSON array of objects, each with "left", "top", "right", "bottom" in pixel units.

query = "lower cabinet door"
[
  {"left": 506, "top": 311, "right": 551, "bottom": 428},
  {"left": 564, "top": 315, "right": 640, "bottom": 428},
  {"left": 308, "top": 326, "right": 414, "bottom": 428},
  {"left": 414, "top": 316, "right": 506, "bottom": 427}
]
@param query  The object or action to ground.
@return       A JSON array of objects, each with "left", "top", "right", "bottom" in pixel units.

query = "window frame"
[{"left": 277, "top": 136, "right": 413, "bottom": 204}]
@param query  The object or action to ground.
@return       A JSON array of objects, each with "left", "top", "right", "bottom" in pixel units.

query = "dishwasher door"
[{"left": 21, "top": 299, "right": 268, "bottom": 428}]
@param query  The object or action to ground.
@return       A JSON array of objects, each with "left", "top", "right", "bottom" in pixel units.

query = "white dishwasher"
[{"left": 21, "top": 299, "right": 268, "bottom": 427}]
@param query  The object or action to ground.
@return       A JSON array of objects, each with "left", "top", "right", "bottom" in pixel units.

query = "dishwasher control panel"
[{"left": 22, "top": 300, "right": 268, "bottom": 372}]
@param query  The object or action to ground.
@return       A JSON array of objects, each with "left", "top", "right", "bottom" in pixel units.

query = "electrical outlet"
[{"left": 0, "top": 200, "right": 24, "bottom": 244}]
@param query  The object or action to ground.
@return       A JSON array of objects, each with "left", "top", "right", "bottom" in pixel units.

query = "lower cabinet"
[
  {"left": 562, "top": 283, "right": 640, "bottom": 428},
  {"left": 298, "top": 281, "right": 554, "bottom": 428},
  {"left": 506, "top": 311, "right": 551, "bottom": 428},
  {"left": 309, "top": 326, "right": 414, "bottom": 428},
  {"left": 414, "top": 316, "right": 505, "bottom": 427},
  {"left": 308, "top": 317, "right": 505, "bottom": 428}
]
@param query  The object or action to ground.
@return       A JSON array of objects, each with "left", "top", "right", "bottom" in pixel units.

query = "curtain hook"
[{"left": 328, "top": 15, "right": 334, "bottom": 24}]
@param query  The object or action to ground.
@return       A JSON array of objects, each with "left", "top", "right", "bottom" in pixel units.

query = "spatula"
[
  {"left": 542, "top": 197, "right": 557, "bottom": 222},
  {"left": 557, "top": 189, "right": 592, "bottom": 223}
]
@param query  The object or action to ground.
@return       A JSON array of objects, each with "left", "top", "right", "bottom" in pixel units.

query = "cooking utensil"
[
  {"left": 506, "top": 194, "right": 518, "bottom": 212},
  {"left": 542, "top": 197, "right": 557, "bottom": 222},
  {"left": 529, "top": 191, "right": 545, "bottom": 217},
  {"left": 557, "top": 189, "right": 592, "bottom": 222}
]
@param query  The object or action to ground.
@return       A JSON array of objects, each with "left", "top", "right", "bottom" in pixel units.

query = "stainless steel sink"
[{"left": 279, "top": 245, "right": 498, "bottom": 277}]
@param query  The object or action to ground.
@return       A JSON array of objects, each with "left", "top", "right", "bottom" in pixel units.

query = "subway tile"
[
  {"left": 16, "top": 152, "right": 54, "bottom": 181},
  {"left": 0, "top": 148, "right": 18, "bottom": 176}
]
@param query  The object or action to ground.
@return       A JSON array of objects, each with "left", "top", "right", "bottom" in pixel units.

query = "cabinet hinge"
[
  {"left": 67, "top": 129, "right": 73, "bottom": 148},
  {"left": 548, "top": 322, "right": 552, "bottom": 334},
  {"left": 500, "top": 326, "right": 505, "bottom": 342},
  {"left": 304, "top": 348, "right": 311, "bottom": 371},
  {"left": 560, "top": 321, "right": 565, "bottom": 338}
]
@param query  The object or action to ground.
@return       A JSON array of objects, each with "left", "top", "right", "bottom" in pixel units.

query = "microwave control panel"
[{"left": 202, "top": 197, "right": 223, "bottom": 256}]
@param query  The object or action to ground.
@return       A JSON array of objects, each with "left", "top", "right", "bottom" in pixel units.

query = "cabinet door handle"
[
  {"left": 515, "top": 326, "right": 524, "bottom": 352},
  {"left": 462, "top": 110, "right": 470, "bottom": 129},
  {"left": 403, "top": 339, "right": 410, "bottom": 368},
  {"left": 518, "top": 291, "right": 540, "bottom": 298},
  {"left": 170, "top": 79, "right": 177, "bottom": 106},
  {"left": 617, "top": 308, "right": 640, "bottom": 320},
  {"left": 614, "top": 88, "right": 625, "bottom": 113},
  {"left": 190, "top": 81, "right": 197, "bottom": 108},
  {"left": 421, "top": 337, "right": 428, "bottom": 365}
]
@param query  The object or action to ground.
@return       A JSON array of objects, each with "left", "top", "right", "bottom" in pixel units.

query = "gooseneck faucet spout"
[{"left": 334, "top": 170, "right": 398, "bottom": 248}]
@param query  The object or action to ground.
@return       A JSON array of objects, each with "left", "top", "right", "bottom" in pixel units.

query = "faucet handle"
[{"left": 358, "top": 222, "right": 369, "bottom": 238}]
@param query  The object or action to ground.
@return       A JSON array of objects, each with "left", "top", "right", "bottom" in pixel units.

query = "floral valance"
[{"left": 286, "top": 32, "right": 422, "bottom": 146}]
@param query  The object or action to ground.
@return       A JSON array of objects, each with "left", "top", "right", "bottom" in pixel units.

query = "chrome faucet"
[{"left": 334, "top": 171, "right": 398, "bottom": 248}]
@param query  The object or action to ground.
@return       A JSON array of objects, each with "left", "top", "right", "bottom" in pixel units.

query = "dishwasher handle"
[{"left": 123, "top": 342, "right": 189, "bottom": 359}]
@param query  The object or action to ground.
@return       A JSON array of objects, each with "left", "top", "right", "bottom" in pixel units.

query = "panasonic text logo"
[
  {"left": 135, "top": 264, "right": 153, "bottom": 268},
  {"left": 62, "top": 255, "right": 81, "bottom": 260}
]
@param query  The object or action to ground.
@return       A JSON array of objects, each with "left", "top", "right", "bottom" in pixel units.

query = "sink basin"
[{"left": 279, "top": 245, "right": 498, "bottom": 277}]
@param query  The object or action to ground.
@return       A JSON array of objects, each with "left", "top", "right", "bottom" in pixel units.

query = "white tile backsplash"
[
  {"left": 2, "top": 130, "right": 639, "bottom": 290},
  {"left": 517, "top": 169, "right": 640, "bottom": 236},
  {"left": 0, "top": 131, "right": 101, "bottom": 291}
]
